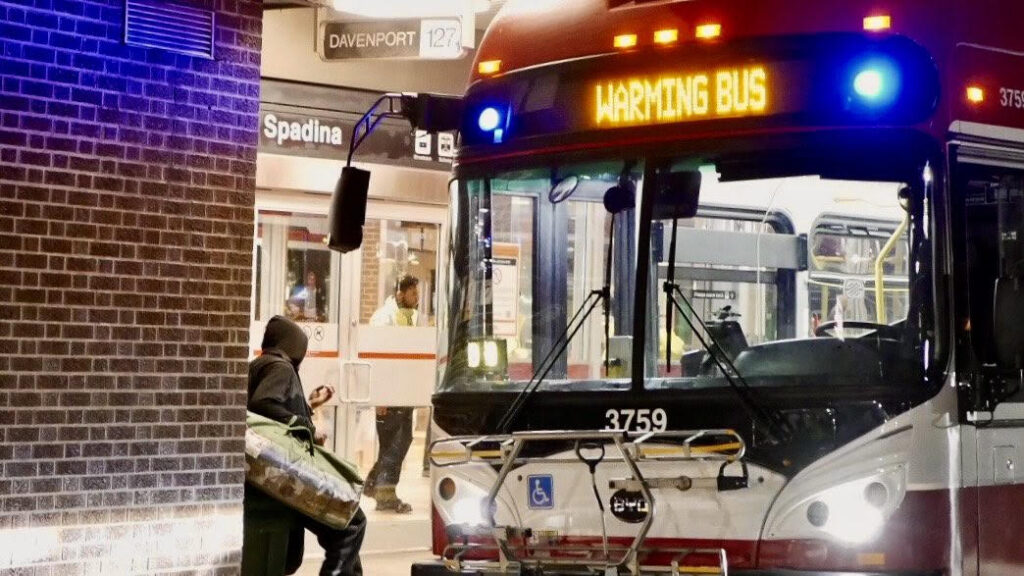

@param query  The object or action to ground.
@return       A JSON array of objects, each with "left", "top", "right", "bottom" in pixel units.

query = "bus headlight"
[
  {"left": 466, "top": 338, "right": 508, "bottom": 376},
  {"left": 808, "top": 489, "right": 885, "bottom": 544},
  {"left": 467, "top": 342, "right": 482, "bottom": 368},
  {"left": 451, "top": 497, "right": 486, "bottom": 526},
  {"left": 766, "top": 464, "right": 906, "bottom": 545}
]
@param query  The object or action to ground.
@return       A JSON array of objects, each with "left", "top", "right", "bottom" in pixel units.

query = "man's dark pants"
[
  {"left": 243, "top": 487, "right": 366, "bottom": 576},
  {"left": 366, "top": 407, "right": 414, "bottom": 489}
]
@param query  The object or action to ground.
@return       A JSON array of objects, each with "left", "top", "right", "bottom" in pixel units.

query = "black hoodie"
[{"left": 248, "top": 315, "right": 316, "bottom": 433}]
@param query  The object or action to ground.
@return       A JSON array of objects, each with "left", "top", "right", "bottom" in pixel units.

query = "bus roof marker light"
[
  {"left": 613, "top": 34, "right": 637, "bottom": 49},
  {"left": 695, "top": 23, "right": 722, "bottom": 40},
  {"left": 863, "top": 15, "right": 892, "bottom": 31},
  {"left": 967, "top": 86, "right": 985, "bottom": 104},
  {"left": 478, "top": 60, "right": 502, "bottom": 75},
  {"left": 653, "top": 29, "right": 679, "bottom": 45}
]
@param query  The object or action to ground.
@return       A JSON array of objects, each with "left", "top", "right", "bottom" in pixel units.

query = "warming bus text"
[{"left": 594, "top": 66, "right": 768, "bottom": 127}]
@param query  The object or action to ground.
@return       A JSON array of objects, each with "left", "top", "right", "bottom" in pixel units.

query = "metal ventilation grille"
[{"left": 125, "top": 0, "right": 215, "bottom": 59}]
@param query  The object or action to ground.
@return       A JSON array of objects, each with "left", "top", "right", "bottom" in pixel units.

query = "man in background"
[
  {"left": 289, "top": 269, "right": 326, "bottom": 322},
  {"left": 365, "top": 275, "right": 419, "bottom": 513}
]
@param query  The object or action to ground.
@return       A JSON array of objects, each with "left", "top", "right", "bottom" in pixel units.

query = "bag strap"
[{"left": 286, "top": 416, "right": 316, "bottom": 455}]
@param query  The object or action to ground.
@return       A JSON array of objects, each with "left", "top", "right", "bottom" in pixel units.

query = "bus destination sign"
[{"left": 593, "top": 65, "right": 770, "bottom": 128}]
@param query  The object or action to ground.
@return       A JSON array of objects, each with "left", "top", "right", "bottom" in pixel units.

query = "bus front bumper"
[{"left": 411, "top": 564, "right": 942, "bottom": 576}]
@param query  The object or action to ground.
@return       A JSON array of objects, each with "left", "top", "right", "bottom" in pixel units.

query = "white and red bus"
[{"left": 384, "top": 1, "right": 1024, "bottom": 575}]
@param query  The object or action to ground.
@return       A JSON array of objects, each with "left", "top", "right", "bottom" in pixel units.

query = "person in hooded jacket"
[{"left": 244, "top": 315, "right": 366, "bottom": 576}]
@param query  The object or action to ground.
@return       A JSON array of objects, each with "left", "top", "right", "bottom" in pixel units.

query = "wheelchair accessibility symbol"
[{"left": 527, "top": 475, "right": 553, "bottom": 509}]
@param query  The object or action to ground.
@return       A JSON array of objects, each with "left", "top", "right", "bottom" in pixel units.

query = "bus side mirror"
[
  {"left": 327, "top": 93, "right": 463, "bottom": 254},
  {"left": 994, "top": 278, "right": 1024, "bottom": 370},
  {"left": 652, "top": 170, "right": 702, "bottom": 220},
  {"left": 327, "top": 166, "right": 370, "bottom": 254}
]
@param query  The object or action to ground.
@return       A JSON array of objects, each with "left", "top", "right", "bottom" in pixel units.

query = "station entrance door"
[{"left": 252, "top": 197, "right": 446, "bottom": 554}]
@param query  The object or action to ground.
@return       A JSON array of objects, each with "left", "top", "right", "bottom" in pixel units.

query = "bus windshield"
[
  {"left": 647, "top": 166, "right": 920, "bottom": 391},
  {"left": 438, "top": 158, "right": 928, "bottom": 394},
  {"left": 439, "top": 161, "right": 642, "bottom": 392}
]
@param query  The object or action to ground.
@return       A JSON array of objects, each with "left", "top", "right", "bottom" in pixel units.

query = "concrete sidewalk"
[{"left": 294, "top": 549, "right": 434, "bottom": 576}]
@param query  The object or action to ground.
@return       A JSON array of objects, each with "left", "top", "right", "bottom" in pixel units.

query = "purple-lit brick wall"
[{"left": 0, "top": 0, "right": 262, "bottom": 573}]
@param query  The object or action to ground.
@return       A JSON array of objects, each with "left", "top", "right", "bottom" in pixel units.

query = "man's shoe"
[
  {"left": 362, "top": 474, "right": 376, "bottom": 498},
  {"left": 375, "top": 499, "right": 413, "bottom": 514},
  {"left": 373, "top": 486, "right": 413, "bottom": 514}
]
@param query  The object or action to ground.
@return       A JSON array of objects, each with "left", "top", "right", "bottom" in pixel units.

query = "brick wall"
[
  {"left": 0, "top": 0, "right": 262, "bottom": 573},
  {"left": 359, "top": 219, "right": 381, "bottom": 323}
]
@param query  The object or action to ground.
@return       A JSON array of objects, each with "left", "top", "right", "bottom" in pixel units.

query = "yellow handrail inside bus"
[{"left": 874, "top": 213, "right": 909, "bottom": 324}]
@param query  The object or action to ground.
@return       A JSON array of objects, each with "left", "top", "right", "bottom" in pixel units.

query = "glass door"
[
  {"left": 252, "top": 199, "right": 445, "bottom": 559},
  {"left": 342, "top": 205, "right": 443, "bottom": 519},
  {"left": 252, "top": 210, "right": 345, "bottom": 448}
]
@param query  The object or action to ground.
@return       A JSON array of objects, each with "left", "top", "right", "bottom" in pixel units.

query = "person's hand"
[
  {"left": 308, "top": 385, "right": 335, "bottom": 409},
  {"left": 376, "top": 407, "right": 388, "bottom": 417},
  {"left": 314, "top": 429, "right": 328, "bottom": 446}
]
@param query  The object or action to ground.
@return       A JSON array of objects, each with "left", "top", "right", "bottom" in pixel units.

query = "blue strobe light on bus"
[
  {"left": 849, "top": 58, "right": 901, "bottom": 108},
  {"left": 854, "top": 70, "right": 884, "bottom": 99},
  {"left": 478, "top": 107, "right": 502, "bottom": 132}
]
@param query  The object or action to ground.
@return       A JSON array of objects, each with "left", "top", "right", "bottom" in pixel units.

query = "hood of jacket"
[{"left": 260, "top": 315, "right": 308, "bottom": 367}]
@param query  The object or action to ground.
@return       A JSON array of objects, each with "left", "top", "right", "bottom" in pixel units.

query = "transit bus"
[{"left": 338, "top": 1, "right": 1024, "bottom": 574}]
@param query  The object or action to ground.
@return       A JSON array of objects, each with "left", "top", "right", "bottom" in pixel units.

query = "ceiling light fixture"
[{"left": 332, "top": 0, "right": 492, "bottom": 18}]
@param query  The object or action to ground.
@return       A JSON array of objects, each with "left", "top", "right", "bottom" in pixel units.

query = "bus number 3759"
[{"left": 604, "top": 408, "right": 669, "bottom": 432}]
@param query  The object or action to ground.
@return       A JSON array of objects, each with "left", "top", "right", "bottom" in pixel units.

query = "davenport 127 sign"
[{"left": 320, "top": 19, "right": 462, "bottom": 60}]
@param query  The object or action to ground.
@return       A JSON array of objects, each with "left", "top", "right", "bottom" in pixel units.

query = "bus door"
[
  {"left": 954, "top": 148, "right": 1024, "bottom": 576},
  {"left": 655, "top": 208, "right": 803, "bottom": 375}
]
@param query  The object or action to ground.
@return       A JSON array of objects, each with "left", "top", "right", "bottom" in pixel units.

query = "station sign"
[
  {"left": 320, "top": 19, "right": 463, "bottom": 61},
  {"left": 259, "top": 107, "right": 455, "bottom": 169},
  {"left": 261, "top": 111, "right": 345, "bottom": 152}
]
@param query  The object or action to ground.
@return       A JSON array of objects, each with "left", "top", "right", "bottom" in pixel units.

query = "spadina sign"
[
  {"left": 257, "top": 104, "right": 455, "bottom": 169},
  {"left": 262, "top": 113, "right": 344, "bottom": 148},
  {"left": 320, "top": 19, "right": 462, "bottom": 60}
]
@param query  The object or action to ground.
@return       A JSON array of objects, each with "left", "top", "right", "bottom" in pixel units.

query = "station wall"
[{"left": 0, "top": 0, "right": 262, "bottom": 573}]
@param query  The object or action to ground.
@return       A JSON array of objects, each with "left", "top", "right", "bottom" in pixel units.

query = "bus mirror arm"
[
  {"left": 328, "top": 93, "right": 462, "bottom": 254},
  {"left": 345, "top": 92, "right": 463, "bottom": 168},
  {"left": 327, "top": 93, "right": 404, "bottom": 254}
]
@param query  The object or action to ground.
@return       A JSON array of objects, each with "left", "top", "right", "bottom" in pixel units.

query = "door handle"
[{"left": 340, "top": 360, "right": 372, "bottom": 404}]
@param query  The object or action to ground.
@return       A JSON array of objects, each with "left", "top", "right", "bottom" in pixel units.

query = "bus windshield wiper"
[
  {"left": 496, "top": 182, "right": 633, "bottom": 434},
  {"left": 663, "top": 218, "right": 793, "bottom": 444},
  {"left": 495, "top": 286, "right": 607, "bottom": 434}
]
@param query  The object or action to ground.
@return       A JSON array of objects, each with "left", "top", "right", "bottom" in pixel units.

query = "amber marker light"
[
  {"left": 614, "top": 34, "right": 638, "bottom": 49},
  {"left": 478, "top": 60, "right": 502, "bottom": 75},
  {"left": 653, "top": 28, "right": 679, "bottom": 45},
  {"left": 967, "top": 86, "right": 985, "bottom": 104},
  {"left": 863, "top": 15, "right": 892, "bottom": 31},
  {"left": 695, "top": 23, "right": 722, "bottom": 40}
]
